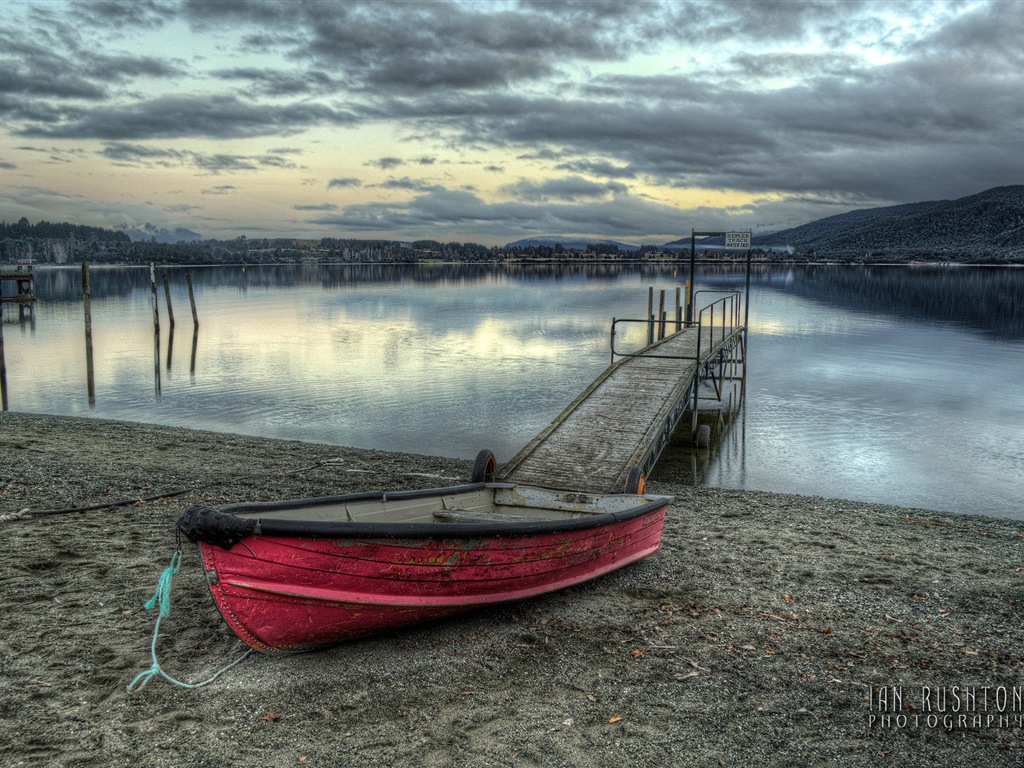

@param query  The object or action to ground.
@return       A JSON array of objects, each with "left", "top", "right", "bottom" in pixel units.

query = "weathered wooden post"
[
  {"left": 186, "top": 273, "right": 199, "bottom": 329},
  {"left": 162, "top": 274, "right": 175, "bottom": 329},
  {"left": 166, "top": 322, "right": 174, "bottom": 371},
  {"left": 82, "top": 262, "right": 95, "bottom": 406},
  {"left": 647, "top": 286, "right": 654, "bottom": 345},
  {"left": 0, "top": 307, "right": 8, "bottom": 411},
  {"left": 153, "top": 327, "right": 161, "bottom": 396},
  {"left": 675, "top": 286, "right": 682, "bottom": 331},
  {"left": 657, "top": 289, "right": 666, "bottom": 340},
  {"left": 150, "top": 263, "right": 160, "bottom": 335}
]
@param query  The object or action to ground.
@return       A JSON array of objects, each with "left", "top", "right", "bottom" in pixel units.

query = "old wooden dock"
[
  {"left": 0, "top": 265, "right": 35, "bottom": 310},
  {"left": 498, "top": 294, "right": 745, "bottom": 494}
]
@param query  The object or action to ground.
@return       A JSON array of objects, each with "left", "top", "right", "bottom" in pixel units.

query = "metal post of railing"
[
  {"left": 657, "top": 290, "right": 666, "bottom": 340},
  {"left": 647, "top": 287, "right": 654, "bottom": 345},
  {"left": 721, "top": 296, "right": 727, "bottom": 347},
  {"left": 692, "top": 305, "right": 702, "bottom": 438}
]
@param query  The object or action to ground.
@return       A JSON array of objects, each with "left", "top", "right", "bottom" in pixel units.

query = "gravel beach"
[{"left": 1, "top": 411, "right": 1022, "bottom": 767}]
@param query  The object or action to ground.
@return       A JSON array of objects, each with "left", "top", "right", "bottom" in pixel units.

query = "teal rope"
[{"left": 128, "top": 549, "right": 253, "bottom": 693}]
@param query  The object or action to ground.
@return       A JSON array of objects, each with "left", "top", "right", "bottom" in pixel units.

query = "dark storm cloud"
[
  {"left": 663, "top": 0, "right": 873, "bottom": 44},
  {"left": 374, "top": 177, "right": 435, "bottom": 191},
  {"left": 502, "top": 177, "right": 629, "bottom": 202},
  {"left": 374, "top": 8, "right": 1024, "bottom": 207},
  {"left": 211, "top": 67, "right": 342, "bottom": 97},
  {"left": 308, "top": 186, "right": 686, "bottom": 239},
  {"left": 19, "top": 95, "right": 358, "bottom": 140},
  {"left": 69, "top": 0, "right": 177, "bottom": 29},
  {"left": 294, "top": 203, "right": 337, "bottom": 211},
  {"left": 0, "top": 36, "right": 108, "bottom": 100},
  {"left": 554, "top": 159, "right": 636, "bottom": 180},
  {"left": 179, "top": 0, "right": 669, "bottom": 95},
  {"left": 370, "top": 157, "right": 403, "bottom": 170},
  {"left": 101, "top": 143, "right": 186, "bottom": 166},
  {"left": 0, "top": 14, "right": 185, "bottom": 110},
  {"left": 101, "top": 142, "right": 298, "bottom": 173},
  {"left": 84, "top": 54, "right": 187, "bottom": 83}
]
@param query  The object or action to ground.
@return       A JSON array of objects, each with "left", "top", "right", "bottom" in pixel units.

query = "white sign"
[{"left": 725, "top": 231, "right": 751, "bottom": 249}]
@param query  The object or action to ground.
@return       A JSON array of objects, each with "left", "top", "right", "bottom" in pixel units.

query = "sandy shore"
[{"left": 1, "top": 411, "right": 1022, "bottom": 767}]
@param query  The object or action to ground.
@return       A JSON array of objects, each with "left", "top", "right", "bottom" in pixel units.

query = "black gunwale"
[{"left": 194, "top": 482, "right": 671, "bottom": 541}]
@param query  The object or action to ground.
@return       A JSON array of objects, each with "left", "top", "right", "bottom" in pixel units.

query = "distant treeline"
[
  {"left": 0, "top": 217, "right": 130, "bottom": 242},
  {"left": 0, "top": 219, "right": 684, "bottom": 265},
  {"left": 4, "top": 215, "right": 1021, "bottom": 265}
]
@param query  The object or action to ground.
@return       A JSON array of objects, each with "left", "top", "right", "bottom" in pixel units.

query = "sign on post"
[{"left": 725, "top": 231, "right": 751, "bottom": 249}]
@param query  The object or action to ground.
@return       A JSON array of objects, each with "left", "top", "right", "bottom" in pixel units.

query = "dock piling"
[
  {"left": 657, "top": 290, "right": 666, "bottom": 340},
  {"left": 149, "top": 264, "right": 160, "bottom": 335},
  {"left": 186, "top": 274, "right": 199, "bottom": 329},
  {"left": 647, "top": 286, "right": 654, "bottom": 344},
  {"left": 82, "top": 262, "right": 95, "bottom": 407},
  {"left": 0, "top": 308, "right": 8, "bottom": 411},
  {"left": 162, "top": 274, "right": 175, "bottom": 329}
]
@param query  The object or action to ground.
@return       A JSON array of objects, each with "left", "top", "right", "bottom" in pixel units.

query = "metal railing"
[
  {"left": 610, "top": 291, "right": 743, "bottom": 363},
  {"left": 607, "top": 291, "right": 746, "bottom": 463}
]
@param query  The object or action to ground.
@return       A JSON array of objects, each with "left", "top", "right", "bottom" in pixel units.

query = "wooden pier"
[
  {"left": 0, "top": 265, "right": 35, "bottom": 308},
  {"left": 499, "top": 296, "right": 745, "bottom": 494}
]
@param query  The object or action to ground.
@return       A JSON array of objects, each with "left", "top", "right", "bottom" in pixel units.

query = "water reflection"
[
  {"left": 701, "top": 264, "right": 1024, "bottom": 340},
  {"left": 3, "top": 263, "right": 1023, "bottom": 519}
]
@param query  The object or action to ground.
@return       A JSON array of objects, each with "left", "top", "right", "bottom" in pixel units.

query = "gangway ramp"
[{"left": 498, "top": 302, "right": 745, "bottom": 494}]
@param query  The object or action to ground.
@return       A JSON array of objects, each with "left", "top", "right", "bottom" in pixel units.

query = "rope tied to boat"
[
  {"left": 0, "top": 508, "right": 32, "bottom": 523},
  {"left": 127, "top": 546, "right": 253, "bottom": 693}
]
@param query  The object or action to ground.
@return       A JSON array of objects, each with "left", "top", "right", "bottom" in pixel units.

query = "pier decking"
[
  {"left": 0, "top": 266, "right": 35, "bottom": 306},
  {"left": 499, "top": 311, "right": 745, "bottom": 494}
]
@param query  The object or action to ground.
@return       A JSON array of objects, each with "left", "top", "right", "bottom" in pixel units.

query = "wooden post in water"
[
  {"left": 82, "top": 262, "right": 95, "bottom": 407},
  {"left": 646, "top": 286, "right": 654, "bottom": 344},
  {"left": 657, "top": 290, "right": 666, "bottom": 340},
  {"left": 186, "top": 273, "right": 199, "bottom": 329},
  {"left": 675, "top": 286, "right": 682, "bottom": 331},
  {"left": 150, "top": 263, "right": 160, "bottom": 335},
  {"left": 0, "top": 306, "right": 8, "bottom": 411},
  {"left": 162, "top": 274, "right": 175, "bottom": 329},
  {"left": 153, "top": 326, "right": 161, "bottom": 397}
]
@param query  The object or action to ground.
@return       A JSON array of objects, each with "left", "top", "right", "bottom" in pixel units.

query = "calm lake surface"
[{"left": 2, "top": 262, "right": 1022, "bottom": 519}]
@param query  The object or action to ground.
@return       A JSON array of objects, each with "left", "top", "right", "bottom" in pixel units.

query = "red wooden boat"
[{"left": 177, "top": 480, "right": 670, "bottom": 652}]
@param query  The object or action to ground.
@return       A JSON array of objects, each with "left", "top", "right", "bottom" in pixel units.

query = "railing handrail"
[
  {"left": 611, "top": 288, "right": 744, "bottom": 362},
  {"left": 693, "top": 291, "right": 741, "bottom": 371}
]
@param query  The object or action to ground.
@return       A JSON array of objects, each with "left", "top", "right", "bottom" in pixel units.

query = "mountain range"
[
  {"left": 508, "top": 186, "right": 1024, "bottom": 262},
  {"left": 115, "top": 222, "right": 203, "bottom": 244},
  {"left": 754, "top": 185, "right": 1024, "bottom": 262}
]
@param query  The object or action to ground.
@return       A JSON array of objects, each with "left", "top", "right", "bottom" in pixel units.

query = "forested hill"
[
  {"left": 755, "top": 186, "right": 1024, "bottom": 263},
  {"left": 1, "top": 218, "right": 129, "bottom": 244}
]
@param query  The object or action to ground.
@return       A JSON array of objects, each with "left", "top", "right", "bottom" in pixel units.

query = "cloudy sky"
[{"left": 1, "top": 0, "right": 1022, "bottom": 245}]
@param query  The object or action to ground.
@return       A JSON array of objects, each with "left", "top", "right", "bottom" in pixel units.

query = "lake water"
[{"left": 2, "top": 262, "right": 1022, "bottom": 520}]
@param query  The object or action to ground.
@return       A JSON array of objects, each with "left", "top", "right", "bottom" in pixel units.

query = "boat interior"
[{"left": 229, "top": 485, "right": 661, "bottom": 525}]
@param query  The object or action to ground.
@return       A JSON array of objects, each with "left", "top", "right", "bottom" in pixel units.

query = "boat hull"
[{"left": 193, "top": 488, "right": 667, "bottom": 652}]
